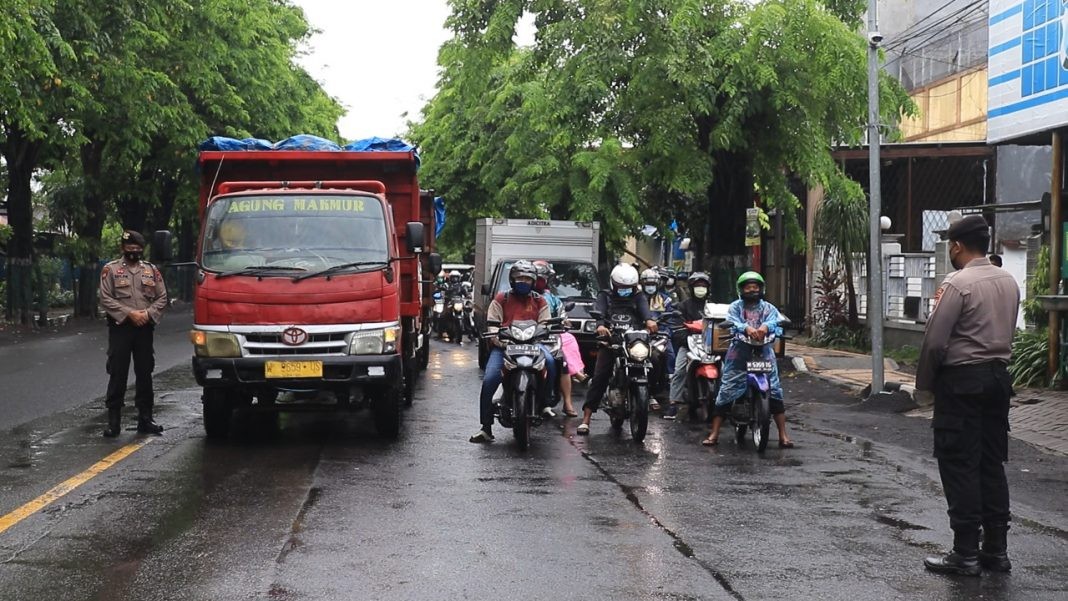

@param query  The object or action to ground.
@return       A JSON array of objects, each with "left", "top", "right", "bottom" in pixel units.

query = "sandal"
[
  {"left": 701, "top": 436, "right": 719, "bottom": 447},
  {"left": 571, "top": 373, "right": 589, "bottom": 384},
  {"left": 563, "top": 409, "right": 579, "bottom": 417},
  {"left": 778, "top": 439, "right": 795, "bottom": 449},
  {"left": 576, "top": 423, "right": 590, "bottom": 435}
]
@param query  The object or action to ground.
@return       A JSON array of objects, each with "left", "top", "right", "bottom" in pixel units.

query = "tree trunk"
[
  {"left": 74, "top": 140, "right": 108, "bottom": 318},
  {"left": 2, "top": 124, "right": 42, "bottom": 324},
  {"left": 844, "top": 254, "right": 859, "bottom": 327}
]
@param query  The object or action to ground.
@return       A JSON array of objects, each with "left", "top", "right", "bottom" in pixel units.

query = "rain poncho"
[{"left": 714, "top": 298, "right": 784, "bottom": 407}]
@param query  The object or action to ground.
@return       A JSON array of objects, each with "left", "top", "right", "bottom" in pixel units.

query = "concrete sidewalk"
[{"left": 790, "top": 343, "right": 1068, "bottom": 457}]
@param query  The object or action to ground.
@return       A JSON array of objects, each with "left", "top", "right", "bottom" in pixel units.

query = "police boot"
[
  {"left": 102, "top": 407, "right": 122, "bottom": 438},
  {"left": 924, "top": 529, "right": 981, "bottom": 577},
  {"left": 136, "top": 409, "right": 164, "bottom": 435},
  {"left": 979, "top": 524, "right": 1011, "bottom": 572}
]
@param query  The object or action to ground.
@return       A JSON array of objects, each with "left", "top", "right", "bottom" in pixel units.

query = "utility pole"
[{"left": 867, "top": 0, "right": 885, "bottom": 395}]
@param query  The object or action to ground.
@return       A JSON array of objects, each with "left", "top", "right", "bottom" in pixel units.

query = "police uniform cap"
[
  {"left": 946, "top": 215, "right": 989, "bottom": 241},
  {"left": 121, "top": 230, "right": 146, "bottom": 247}
]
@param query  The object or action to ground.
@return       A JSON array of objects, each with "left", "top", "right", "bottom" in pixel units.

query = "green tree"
[
  {"left": 813, "top": 177, "right": 868, "bottom": 327},
  {"left": 411, "top": 0, "right": 912, "bottom": 264}
]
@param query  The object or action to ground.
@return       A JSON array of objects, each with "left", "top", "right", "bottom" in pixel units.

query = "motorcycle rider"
[
  {"left": 577, "top": 264, "right": 657, "bottom": 435},
  {"left": 642, "top": 268, "right": 675, "bottom": 413},
  {"left": 470, "top": 260, "right": 556, "bottom": 443},
  {"left": 533, "top": 260, "right": 578, "bottom": 417},
  {"left": 666, "top": 272, "right": 715, "bottom": 419},
  {"left": 702, "top": 272, "right": 794, "bottom": 448},
  {"left": 660, "top": 268, "right": 684, "bottom": 304}
]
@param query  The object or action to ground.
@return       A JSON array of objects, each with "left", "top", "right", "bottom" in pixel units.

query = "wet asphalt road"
[{"left": 0, "top": 342, "right": 1066, "bottom": 601}]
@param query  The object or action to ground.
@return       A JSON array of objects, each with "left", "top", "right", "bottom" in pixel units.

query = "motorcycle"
[
  {"left": 484, "top": 317, "right": 565, "bottom": 450},
  {"left": 589, "top": 310, "right": 655, "bottom": 443},
  {"left": 682, "top": 303, "right": 731, "bottom": 423},
  {"left": 432, "top": 291, "right": 446, "bottom": 338},
  {"left": 717, "top": 321, "right": 777, "bottom": 452},
  {"left": 446, "top": 294, "right": 466, "bottom": 344}
]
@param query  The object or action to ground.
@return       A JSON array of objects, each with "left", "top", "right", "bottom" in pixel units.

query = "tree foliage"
[
  {"left": 411, "top": 0, "right": 912, "bottom": 262},
  {"left": 2, "top": 0, "right": 343, "bottom": 321}
]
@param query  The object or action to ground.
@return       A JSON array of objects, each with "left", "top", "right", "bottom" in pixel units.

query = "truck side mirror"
[
  {"left": 406, "top": 222, "right": 426, "bottom": 254},
  {"left": 153, "top": 230, "right": 174, "bottom": 263},
  {"left": 427, "top": 252, "right": 443, "bottom": 276}
]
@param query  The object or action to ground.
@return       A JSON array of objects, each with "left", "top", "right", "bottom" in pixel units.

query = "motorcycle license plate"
[
  {"left": 265, "top": 360, "right": 323, "bottom": 378},
  {"left": 507, "top": 344, "right": 541, "bottom": 356},
  {"left": 746, "top": 360, "right": 774, "bottom": 373}
]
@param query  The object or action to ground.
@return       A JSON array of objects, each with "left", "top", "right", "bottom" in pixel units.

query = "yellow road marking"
[{"left": 0, "top": 440, "right": 151, "bottom": 536}]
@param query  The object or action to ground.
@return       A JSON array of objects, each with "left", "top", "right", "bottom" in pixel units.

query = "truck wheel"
[
  {"left": 418, "top": 335, "right": 430, "bottom": 370},
  {"left": 202, "top": 388, "right": 233, "bottom": 440},
  {"left": 372, "top": 381, "right": 402, "bottom": 439},
  {"left": 403, "top": 357, "right": 417, "bottom": 407}
]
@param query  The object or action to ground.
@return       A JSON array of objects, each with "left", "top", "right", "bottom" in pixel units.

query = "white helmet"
[{"left": 610, "top": 263, "right": 640, "bottom": 288}]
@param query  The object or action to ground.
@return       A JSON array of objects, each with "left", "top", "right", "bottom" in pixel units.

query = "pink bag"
[{"left": 560, "top": 332, "right": 585, "bottom": 375}]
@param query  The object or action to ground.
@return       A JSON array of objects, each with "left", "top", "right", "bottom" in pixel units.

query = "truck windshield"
[
  {"left": 497, "top": 260, "right": 602, "bottom": 299},
  {"left": 200, "top": 194, "right": 389, "bottom": 273}
]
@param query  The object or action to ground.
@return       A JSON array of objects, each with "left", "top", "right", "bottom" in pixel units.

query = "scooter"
[
  {"left": 590, "top": 310, "right": 654, "bottom": 443},
  {"left": 484, "top": 317, "right": 564, "bottom": 450},
  {"left": 432, "top": 291, "right": 445, "bottom": 338},
  {"left": 717, "top": 321, "right": 777, "bottom": 452},
  {"left": 682, "top": 303, "right": 731, "bottom": 423},
  {"left": 446, "top": 294, "right": 466, "bottom": 344}
]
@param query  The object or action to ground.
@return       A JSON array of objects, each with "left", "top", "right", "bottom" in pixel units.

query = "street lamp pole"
[{"left": 867, "top": 0, "right": 885, "bottom": 395}]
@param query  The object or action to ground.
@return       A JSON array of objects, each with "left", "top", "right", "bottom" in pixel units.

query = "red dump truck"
[{"left": 188, "top": 146, "right": 440, "bottom": 439}]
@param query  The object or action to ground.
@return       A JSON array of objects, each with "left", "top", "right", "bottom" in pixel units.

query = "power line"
[{"left": 884, "top": 0, "right": 987, "bottom": 52}]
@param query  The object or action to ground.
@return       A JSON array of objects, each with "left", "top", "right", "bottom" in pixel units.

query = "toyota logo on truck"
[{"left": 282, "top": 327, "right": 308, "bottom": 346}]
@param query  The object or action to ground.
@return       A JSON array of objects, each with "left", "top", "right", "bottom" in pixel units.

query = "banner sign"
[{"left": 987, "top": 0, "right": 1068, "bottom": 143}]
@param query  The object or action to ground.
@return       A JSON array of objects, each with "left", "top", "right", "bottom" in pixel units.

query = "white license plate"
[
  {"left": 507, "top": 344, "right": 541, "bottom": 355},
  {"left": 746, "top": 360, "right": 774, "bottom": 372}
]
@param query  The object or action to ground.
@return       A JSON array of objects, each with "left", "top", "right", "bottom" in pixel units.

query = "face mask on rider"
[
  {"left": 643, "top": 285, "right": 657, "bottom": 295},
  {"left": 615, "top": 287, "right": 634, "bottom": 298},
  {"left": 124, "top": 251, "right": 142, "bottom": 263},
  {"left": 513, "top": 282, "right": 533, "bottom": 296},
  {"left": 692, "top": 286, "right": 708, "bottom": 299},
  {"left": 742, "top": 290, "right": 763, "bottom": 303}
]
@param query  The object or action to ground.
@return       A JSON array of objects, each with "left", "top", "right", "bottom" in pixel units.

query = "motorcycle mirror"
[
  {"left": 716, "top": 321, "right": 732, "bottom": 329},
  {"left": 486, "top": 320, "right": 502, "bottom": 328},
  {"left": 563, "top": 301, "right": 576, "bottom": 312},
  {"left": 588, "top": 310, "right": 603, "bottom": 320}
]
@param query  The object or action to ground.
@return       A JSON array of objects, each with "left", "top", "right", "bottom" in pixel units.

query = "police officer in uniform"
[
  {"left": 916, "top": 215, "right": 1019, "bottom": 576},
  {"left": 98, "top": 230, "right": 168, "bottom": 437}
]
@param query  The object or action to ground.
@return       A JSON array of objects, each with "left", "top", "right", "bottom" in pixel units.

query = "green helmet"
[{"left": 736, "top": 271, "right": 765, "bottom": 294}]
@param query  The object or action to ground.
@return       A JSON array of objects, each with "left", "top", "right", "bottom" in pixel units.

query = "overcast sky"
[{"left": 293, "top": 1, "right": 454, "bottom": 142}]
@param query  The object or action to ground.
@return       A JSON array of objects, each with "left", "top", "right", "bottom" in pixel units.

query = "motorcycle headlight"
[
  {"left": 512, "top": 325, "right": 537, "bottom": 342},
  {"left": 349, "top": 326, "right": 400, "bottom": 355},
  {"left": 433, "top": 304, "right": 444, "bottom": 314},
  {"left": 190, "top": 330, "right": 241, "bottom": 358},
  {"left": 628, "top": 341, "right": 650, "bottom": 361},
  {"left": 453, "top": 301, "right": 464, "bottom": 312}
]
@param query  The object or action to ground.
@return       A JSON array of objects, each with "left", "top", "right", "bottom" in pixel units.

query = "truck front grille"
[{"left": 243, "top": 332, "right": 349, "bottom": 356}]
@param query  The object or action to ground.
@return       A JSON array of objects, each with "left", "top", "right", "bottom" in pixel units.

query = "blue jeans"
[{"left": 479, "top": 345, "right": 557, "bottom": 428}]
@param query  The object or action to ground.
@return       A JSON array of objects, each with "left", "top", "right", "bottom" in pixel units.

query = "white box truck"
[{"left": 473, "top": 218, "right": 603, "bottom": 369}]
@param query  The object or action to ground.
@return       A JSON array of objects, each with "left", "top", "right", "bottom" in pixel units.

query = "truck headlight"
[
  {"left": 349, "top": 326, "right": 400, "bottom": 355},
  {"left": 583, "top": 320, "right": 597, "bottom": 333},
  {"left": 190, "top": 330, "right": 241, "bottom": 358}
]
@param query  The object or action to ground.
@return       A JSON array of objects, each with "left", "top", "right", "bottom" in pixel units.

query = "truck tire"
[
  {"left": 403, "top": 357, "right": 417, "bottom": 408},
  {"left": 202, "top": 388, "right": 233, "bottom": 440},
  {"left": 372, "top": 381, "right": 402, "bottom": 439},
  {"left": 418, "top": 335, "right": 430, "bottom": 371},
  {"left": 478, "top": 338, "right": 488, "bottom": 370}
]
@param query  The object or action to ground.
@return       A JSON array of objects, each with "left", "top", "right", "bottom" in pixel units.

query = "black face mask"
[
  {"left": 124, "top": 251, "right": 142, "bottom": 263},
  {"left": 742, "top": 291, "right": 762, "bottom": 303}
]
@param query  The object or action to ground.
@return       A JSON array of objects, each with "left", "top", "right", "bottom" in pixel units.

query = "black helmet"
[
  {"left": 509, "top": 259, "right": 537, "bottom": 284},
  {"left": 686, "top": 271, "right": 711, "bottom": 289}
]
